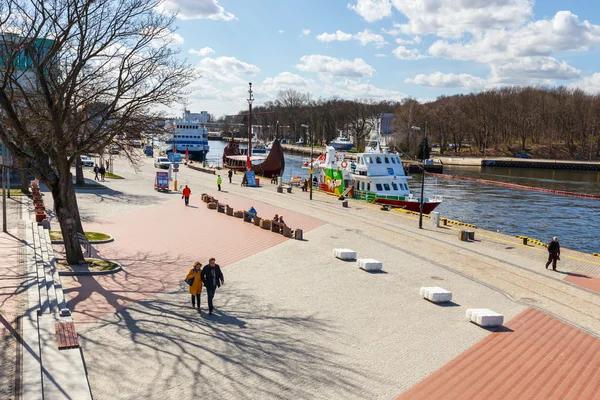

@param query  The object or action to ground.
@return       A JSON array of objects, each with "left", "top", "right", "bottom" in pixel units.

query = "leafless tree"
[{"left": 0, "top": 0, "right": 196, "bottom": 264}]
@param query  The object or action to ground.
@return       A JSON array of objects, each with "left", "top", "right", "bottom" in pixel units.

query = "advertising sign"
[
  {"left": 155, "top": 171, "right": 169, "bottom": 191},
  {"left": 168, "top": 153, "right": 182, "bottom": 162},
  {"left": 245, "top": 171, "right": 257, "bottom": 187}
]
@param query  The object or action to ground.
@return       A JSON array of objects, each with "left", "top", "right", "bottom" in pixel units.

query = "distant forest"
[{"left": 218, "top": 86, "right": 600, "bottom": 160}]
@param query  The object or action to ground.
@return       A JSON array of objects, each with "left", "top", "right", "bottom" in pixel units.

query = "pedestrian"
[
  {"left": 201, "top": 258, "right": 224, "bottom": 315},
  {"left": 93, "top": 164, "right": 99, "bottom": 181},
  {"left": 99, "top": 165, "right": 106, "bottom": 181},
  {"left": 247, "top": 206, "right": 257, "bottom": 218},
  {"left": 273, "top": 214, "right": 279, "bottom": 222},
  {"left": 279, "top": 215, "right": 285, "bottom": 225},
  {"left": 228, "top": 169, "right": 233, "bottom": 184},
  {"left": 186, "top": 262, "right": 203, "bottom": 311},
  {"left": 217, "top": 175, "right": 222, "bottom": 191},
  {"left": 182, "top": 185, "right": 191, "bottom": 206},
  {"left": 545, "top": 236, "right": 561, "bottom": 271}
]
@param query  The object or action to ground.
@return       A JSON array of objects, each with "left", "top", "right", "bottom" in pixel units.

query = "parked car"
[
  {"left": 79, "top": 155, "right": 94, "bottom": 167},
  {"left": 154, "top": 156, "right": 170, "bottom": 169},
  {"left": 130, "top": 139, "right": 143, "bottom": 148},
  {"left": 108, "top": 146, "right": 120, "bottom": 154}
]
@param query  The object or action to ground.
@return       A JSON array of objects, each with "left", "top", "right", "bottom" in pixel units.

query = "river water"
[{"left": 206, "top": 141, "right": 600, "bottom": 254}]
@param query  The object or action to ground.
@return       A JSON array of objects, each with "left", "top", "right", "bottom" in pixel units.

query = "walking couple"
[{"left": 186, "top": 258, "right": 224, "bottom": 315}]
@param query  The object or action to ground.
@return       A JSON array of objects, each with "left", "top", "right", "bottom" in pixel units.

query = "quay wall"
[{"left": 437, "top": 156, "right": 600, "bottom": 171}]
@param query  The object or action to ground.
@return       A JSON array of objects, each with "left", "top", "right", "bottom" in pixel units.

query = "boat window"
[
  {"left": 367, "top": 183, "right": 370, "bottom": 191},
  {"left": 383, "top": 183, "right": 390, "bottom": 191},
  {"left": 391, "top": 157, "right": 396, "bottom": 164},
  {"left": 376, "top": 157, "right": 382, "bottom": 164},
  {"left": 367, "top": 156, "right": 372, "bottom": 164},
  {"left": 402, "top": 183, "right": 408, "bottom": 191},
  {"left": 392, "top": 182, "right": 398, "bottom": 190},
  {"left": 384, "top": 157, "right": 389, "bottom": 163},
  {"left": 360, "top": 182, "right": 364, "bottom": 190},
  {"left": 376, "top": 183, "right": 383, "bottom": 191}
]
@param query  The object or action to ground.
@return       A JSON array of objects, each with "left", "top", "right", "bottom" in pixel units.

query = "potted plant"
[{"left": 260, "top": 219, "right": 271, "bottom": 230}]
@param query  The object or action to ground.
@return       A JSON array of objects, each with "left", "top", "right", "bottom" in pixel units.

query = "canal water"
[{"left": 206, "top": 141, "right": 600, "bottom": 254}]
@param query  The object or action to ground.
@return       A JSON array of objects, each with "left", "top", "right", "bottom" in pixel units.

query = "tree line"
[{"left": 219, "top": 86, "right": 600, "bottom": 160}]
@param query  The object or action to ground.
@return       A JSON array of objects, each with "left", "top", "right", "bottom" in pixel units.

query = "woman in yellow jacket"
[{"left": 186, "top": 262, "right": 203, "bottom": 310}]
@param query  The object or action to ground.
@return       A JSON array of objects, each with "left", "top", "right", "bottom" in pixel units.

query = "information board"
[
  {"left": 168, "top": 153, "right": 182, "bottom": 162},
  {"left": 245, "top": 171, "right": 257, "bottom": 187},
  {"left": 155, "top": 171, "right": 169, "bottom": 190}
]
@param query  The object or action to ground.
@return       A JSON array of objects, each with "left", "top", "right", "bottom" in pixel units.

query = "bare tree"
[{"left": 0, "top": 0, "right": 195, "bottom": 264}]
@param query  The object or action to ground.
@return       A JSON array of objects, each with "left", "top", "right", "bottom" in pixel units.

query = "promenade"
[{"left": 5, "top": 154, "right": 600, "bottom": 399}]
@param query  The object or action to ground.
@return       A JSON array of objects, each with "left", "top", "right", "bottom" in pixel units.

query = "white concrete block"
[
  {"left": 466, "top": 308, "right": 504, "bottom": 327},
  {"left": 420, "top": 287, "right": 453, "bottom": 303},
  {"left": 333, "top": 248, "right": 357, "bottom": 260},
  {"left": 357, "top": 258, "right": 382, "bottom": 271}
]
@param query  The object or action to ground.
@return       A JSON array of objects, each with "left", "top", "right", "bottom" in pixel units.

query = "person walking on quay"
[
  {"left": 93, "top": 164, "right": 99, "bottom": 181},
  {"left": 99, "top": 164, "right": 106, "bottom": 182},
  {"left": 228, "top": 169, "right": 233, "bottom": 184},
  {"left": 182, "top": 185, "right": 191, "bottom": 206},
  {"left": 545, "top": 236, "right": 561, "bottom": 271},
  {"left": 201, "top": 258, "right": 224, "bottom": 315},
  {"left": 186, "top": 262, "right": 203, "bottom": 311},
  {"left": 217, "top": 175, "right": 222, "bottom": 191}
]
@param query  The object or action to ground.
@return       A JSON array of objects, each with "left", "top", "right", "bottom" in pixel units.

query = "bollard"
[
  {"left": 430, "top": 211, "right": 440, "bottom": 227},
  {"left": 342, "top": 200, "right": 348, "bottom": 208},
  {"left": 523, "top": 237, "right": 528, "bottom": 245},
  {"left": 277, "top": 186, "right": 283, "bottom": 193}
]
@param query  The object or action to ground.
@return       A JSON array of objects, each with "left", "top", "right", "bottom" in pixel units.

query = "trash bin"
[{"left": 277, "top": 176, "right": 282, "bottom": 186}]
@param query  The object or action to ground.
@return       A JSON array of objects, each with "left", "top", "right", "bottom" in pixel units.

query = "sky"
[{"left": 159, "top": 0, "right": 600, "bottom": 118}]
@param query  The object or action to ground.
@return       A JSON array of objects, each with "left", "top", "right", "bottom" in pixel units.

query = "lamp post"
[
  {"left": 246, "top": 82, "right": 254, "bottom": 171},
  {"left": 411, "top": 123, "right": 427, "bottom": 229},
  {"left": 301, "top": 124, "right": 313, "bottom": 200}
]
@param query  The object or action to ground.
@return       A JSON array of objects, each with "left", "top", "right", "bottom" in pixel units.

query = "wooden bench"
[
  {"left": 207, "top": 202, "right": 217, "bottom": 210},
  {"left": 76, "top": 232, "right": 91, "bottom": 257},
  {"left": 271, "top": 220, "right": 284, "bottom": 233},
  {"left": 253, "top": 216, "right": 262, "bottom": 226},
  {"left": 243, "top": 211, "right": 255, "bottom": 222}
]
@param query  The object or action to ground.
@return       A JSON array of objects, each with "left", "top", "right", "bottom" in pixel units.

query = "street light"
[
  {"left": 411, "top": 123, "right": 427, "bottom": 229},
  {"left": 301, "top": 124, "right": 313, "bottom": 200}
]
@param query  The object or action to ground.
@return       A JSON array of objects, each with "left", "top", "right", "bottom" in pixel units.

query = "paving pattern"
[{"left": 398, "top": 308, "right": 600, "bottom": 399}]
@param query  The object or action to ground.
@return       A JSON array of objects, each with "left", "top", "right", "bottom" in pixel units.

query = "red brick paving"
[
  {"left": 0, "top": 232, "right": 23, "bottom": 337},
  {"left": 564, "top": 273, "right": 600, "bottom": 293},
  {"left": 398, "top": 308, "right": 600, "bottom": 400},
  {"left": 59, "top": 190, "right": 323, "bottom": 324}
]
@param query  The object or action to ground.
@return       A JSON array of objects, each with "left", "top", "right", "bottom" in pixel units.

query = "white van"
[{"left": 154, "top": 157, "right": 170, "bottom": 169}]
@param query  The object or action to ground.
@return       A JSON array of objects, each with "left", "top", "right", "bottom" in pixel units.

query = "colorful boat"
[
  {"left": 330, "top": 135, "right": 354, "bottom": 151},
  {"left": 222, "top": 138, "right": 285, "bottom": 178}
]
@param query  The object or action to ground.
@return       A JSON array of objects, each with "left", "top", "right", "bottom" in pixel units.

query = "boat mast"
[{"left": 246, "top": 82, "right": 254, "bottom": 170}]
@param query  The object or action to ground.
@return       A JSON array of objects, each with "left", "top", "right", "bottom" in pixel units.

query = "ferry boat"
[
  {"left": 163, "top": 110, "right": 210, "bottom": 162},
  {"left": 312, "top": 145, "right": 442, "bottom": 213},
  {"left": 330, "top": 135, "right": 354, "bottom": 151}
]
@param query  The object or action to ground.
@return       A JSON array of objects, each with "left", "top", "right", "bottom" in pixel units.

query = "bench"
[
  {"left": 217, "top": 203, "right": 226, "bottom": 213},
  {"left": 333, "top": 248, "right": 357, "bottom": 260},
  {"left": 357, "top": 258, "right": 382, "bottom": 271},
  {"left": 76, "top": 232, "right": 91, "bottom": 257},
  {"left": 55, "top": 322, "right": 80, "bottom": 349},
  {"left": 226, "top": 205, "right": 234, "bottom": 216},
  {"left": 271, "top": 220, "right": 284, "bottom": 233},
  {"left": 259, "top": 219, "right": 271, "bottom": 230},
  {"left": 420, "top": 287, "right": 453, "bottom": 303},
  {"left": 253, "top": 216, "right": 262, "bottom": 226},
  {"left": 233, "top": 210, "right": 243, "bottom": 218},
  {"left": 466, "top": 308, "right": 504, "bottom": 327}
]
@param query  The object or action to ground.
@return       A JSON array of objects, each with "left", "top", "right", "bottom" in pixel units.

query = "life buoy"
[{"left": 341, "top": 160, "right": 348, "bottom": 168}]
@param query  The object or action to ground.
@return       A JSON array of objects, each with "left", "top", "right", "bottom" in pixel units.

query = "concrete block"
[
  {"left": 333, "top": 248, "right": 356, "bottom": 260},
  {"left": 466, "top": 308, "right": 504, "bottom": 327},
  {"left": 357, "top": 258, "right": 382, "bottom": 271},
  {"left": 420, "top": 287, "right": 453, "bottom": 303}
]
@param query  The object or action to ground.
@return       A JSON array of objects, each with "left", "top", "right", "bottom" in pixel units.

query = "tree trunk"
[
  {"left": 50, "top": 163, "right": 86, "bottom": 265},
  {"left": 75, "top": 157, "right": 85, "bottom": 185}
]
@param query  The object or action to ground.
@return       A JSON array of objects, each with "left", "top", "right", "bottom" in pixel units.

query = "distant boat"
[
  {"left": 222, "top": 138, "right": 285, "bottom": 178},
  {"left": 330, "top": 135, "right": 354, "bottom": 151},
  {"left": 252, "top": 137, "right": 267, "bottom": 154},
  {"left": 163, "top": 111, "right": 209, "bottom": 162}
]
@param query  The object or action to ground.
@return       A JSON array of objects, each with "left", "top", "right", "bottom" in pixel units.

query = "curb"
[
  {"left": 57, "top": 259, "right": 123, "bottom": 276},
  {"left": 51, "top": 234, "right": 114, "bottom": 245}
]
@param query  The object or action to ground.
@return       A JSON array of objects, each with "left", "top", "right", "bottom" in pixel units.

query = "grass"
[
  {"left": 57, "top": 258, "right": 119, "bottom": 271},
  {"left": 8, "top": 189, "right": 26, "bottom": 195},
  {"left": 50, "top": 231, "right": 111, "bottom": 241},
  {"left": 105, "top": 172, "right": 124, "bottom": 179}
]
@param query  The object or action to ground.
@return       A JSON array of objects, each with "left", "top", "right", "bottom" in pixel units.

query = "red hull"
[{"left": 374, "top": 198, "right": 441, "bottom": 214}]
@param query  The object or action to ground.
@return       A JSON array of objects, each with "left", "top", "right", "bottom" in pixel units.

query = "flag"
[
  {"left": 246, "top": 155, "right": 250, "bottom": 171},
  {"left": 185, "top": 147, "right": 189, "bottom": 158}
]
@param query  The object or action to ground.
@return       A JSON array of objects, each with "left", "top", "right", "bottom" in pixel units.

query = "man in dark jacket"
[
  {"left": 545, "top": 236, "right": 560, "bottom": 271},
  {"left": 201, "top": 258, "right": 224, "bottom": 315}
]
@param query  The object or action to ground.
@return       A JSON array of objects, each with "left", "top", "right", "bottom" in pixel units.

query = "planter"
[
  {"left": 33, "top": 199, "right": 44, "bottom": 207},
  {"left": 233, "top": 210, "right": 243, "bottom": 218},
  {"left": 35, "top": 211, "right": 47, "bottom": 222},
  {"left": 253, "top": 216, "right": 261, "bottom": 226},
  {"left": 35, "top": 206, "right": 46, "bottom": 213},
  {"left": 260, "top": 219, "right": 271, "bottom": 230},
  {"left": 226, "top": 205, "right": 234, "bottom": 216},
  {"left": 207, "top": 202, "right": 217, "bottom": 210}
]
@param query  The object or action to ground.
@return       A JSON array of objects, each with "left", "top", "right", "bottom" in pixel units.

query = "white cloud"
[
  {"left": 326, "top": 79, "right": 406, "bottom": 101},
  {"left": 278, "top": 30, "right": 284, "bottom": 34},
  {"left": 198, "top": 56, "right": 260, "bottom": 84},
  {"left": 296, "top": 55, "right": 375, "bottom": 78},
  {"left": 160, "top": 0, "right": 236, "bottom": 21},
  {"left": 316, "top": 30, "right": 353, "bottom": 43},
  {"left": 374, "top": 53, "right": 388, "bottom": 57},
  {"left": 347, "top": 0, "right": 392, "bottom": 23},
  {"left": 394, "top": 36, "right": 422, "bottom": 45},
  {"left": 392, "top": 46, "right": 425, "bottom": 60},
  {"left": 405, "top": 72, "right": 487, "bottom": 90},
  {"left": 316, "top": 29, "right": 387, "bottom": 47},
  {"left": 188, "top": 47, "right": 214, "bottom": 57},
  {"left": 569, "top": 73, "right": 600, "bottom": 93},
  {"left": 489, "top": 57, "right": 581, "bottom": 83},
  {"left": 301, "top": 29, "right": 312, "bottom": 36},
  {"left": 150, "top": 31, "right": 184, "bottom": 48},
  {"left": 389, "top": 0, "right": 533, "bottom": 38},
  {"left": 263, "top": 72, "right": 313, "bottom": 87}
]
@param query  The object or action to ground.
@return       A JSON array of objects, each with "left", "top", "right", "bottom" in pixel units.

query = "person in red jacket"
[{"left": 182, "top": 185, "right": 191, "bottom": 206}]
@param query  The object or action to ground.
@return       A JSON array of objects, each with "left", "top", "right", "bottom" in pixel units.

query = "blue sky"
[{"left": 160, "top": 0, "right": 600, "bottom": 117}]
